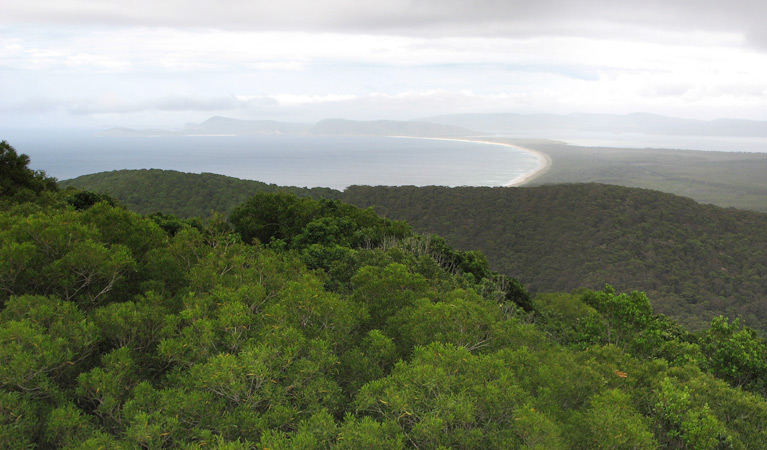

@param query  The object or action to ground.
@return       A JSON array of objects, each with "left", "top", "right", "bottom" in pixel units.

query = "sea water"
[{"left": 3, "top": 131, "right": 541, "bottom": 190}]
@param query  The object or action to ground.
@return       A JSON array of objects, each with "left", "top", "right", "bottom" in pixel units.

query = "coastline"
[
  {"left": 391, "top": 136, "right": 552, "bottom": 187},
  {"left": 493, "top": 141, "right": 551, "bottom": 187}
]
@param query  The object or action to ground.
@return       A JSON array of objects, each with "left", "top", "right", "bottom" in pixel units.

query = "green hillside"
[
  {"left": 60, "top": 168, "right": 767, "bottom": 333},
  {"left": 343, "top": 184, "right": 767, "bottom": 332},
  {"left": 4, "top": 139, "right": 767, "bottom": 448},
  {"left": 59, "top": 169, "right": 342, "bottom": 218}
]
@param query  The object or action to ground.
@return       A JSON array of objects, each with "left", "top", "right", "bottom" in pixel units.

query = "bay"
[{"left": 4, "top": 131, "right": 541, "bottom": 190}]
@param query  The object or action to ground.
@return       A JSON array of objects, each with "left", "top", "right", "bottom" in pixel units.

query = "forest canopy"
[
  {"left": 61, "top": 169, "right": 767, "bottom": 332},
  {"left": 343, "top": 184, "right": 767, "bottom": 332},
  {"left": 4, "top": 141, "right": 767, "bottom": 449}
]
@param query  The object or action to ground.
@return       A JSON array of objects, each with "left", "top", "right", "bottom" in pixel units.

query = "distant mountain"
[
  {"left": 98, "top": 116, "right": 312, "bottom": 137},
  {"left": 98, "top": 117, "right": 478, "bottom": 138},
  {"left": 419, "top": 112, "right": 767, "bottom": 137},
  {"left": 96, "top": 127, "right": 177, "bottom": 137},
  {"left": 309, "top": 118, "right": 477, "bottom": 137},
  {"left": 181, "top": 116, "right": 312, "bottom": 135},
  {"left": 99, "top": 113, "right": 767, "bottom": 138}
]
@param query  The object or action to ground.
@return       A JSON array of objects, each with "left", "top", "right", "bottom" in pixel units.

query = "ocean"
[{"left": 2, "top": 131, "right": 541, "bottom": 190}]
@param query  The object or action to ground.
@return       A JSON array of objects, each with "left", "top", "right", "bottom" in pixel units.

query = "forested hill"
[
  {"left": 60, "top": 169, "right": 342, "bottom": 217},
  {"left": 6, "top": 139, "right": 767, "bottom": 448},
  {"left": 62, "top": 169, "right": 767, "bottom": 332},
  {"left": 343, "top": 184, "right": 767, "bottom": 332}
]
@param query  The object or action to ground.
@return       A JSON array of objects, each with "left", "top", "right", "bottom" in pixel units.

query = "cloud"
[
  {"left": 2, "top": 94, "right": 273, "bottom": 116},
  {"left": 3, "top": 0, "right": 764, "bottom": 44},
  {"left": 3, "top": 0, "right": 767, "bottom": 128}
]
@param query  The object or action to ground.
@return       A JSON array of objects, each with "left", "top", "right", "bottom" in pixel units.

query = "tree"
[
  {"left": 653, "top": 376, "right": 730, "bottom": 449},
  {"left": 700, "top": 316, "right": 767, "bottom": 393},
  {"left": 580, "top": 389, "right": 657, "bottom": 450},
  {"left": 0, "top": 209, "right": 137, "bottom": 307},
  {"left": 0, "top": 141, "right": 57, "bottom": 200},
  {"left": 579, "top": 286, "right": 654, "bottom": 349},
  {"left": 354, "top": 343, "right": 533, "bottom": 449},
  {"left": 351, "top": 263, "right": 429, "bottom": 330},
  {"left": 229, "top": 192, "right": 318, "bottom": 245},
  {"left": 386, "top": 289, "right": 499, "bottom": 354},
  {"left": 76, "top": 347, "right": 140, "bottom": 430},
  {"left": 0, "top": 295, "right": 99, "bottom": 398},
  {"left": 65, "top": 189, "right": 117, "bottom": 211},
  {"left": 0, "top": 390, "right": 41, "bottom": 449}
]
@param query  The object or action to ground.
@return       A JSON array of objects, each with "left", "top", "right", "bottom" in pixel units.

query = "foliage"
[
  {"left": 59, "top": 168, "right": 341, "bottom": 218},
  {"left": 699, "top": 316, "right": 767, "bottom": 394},
  {"left": 59, "top": 167, "right": 767, "bottom": 331},
  {"left": 0, "top": 140, "right": 58, "bottom": 202},
  {"left": 3, "top": 144, "right": 767, "bottom": 448},
  {"left": 64, "top": 189, "right": 117, "bottom": 211},
  {"left": 343, "top": 183, "right": 767, "bottom": 332}
]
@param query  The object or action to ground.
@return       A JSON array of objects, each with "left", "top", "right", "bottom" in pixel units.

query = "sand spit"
[{"left": 391, "top": 136, "right": 552, "bottom": 187}]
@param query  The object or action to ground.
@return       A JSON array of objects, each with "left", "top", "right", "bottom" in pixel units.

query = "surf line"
[{"left": 389, "top": 135, "right": 552, "bottom": 187}]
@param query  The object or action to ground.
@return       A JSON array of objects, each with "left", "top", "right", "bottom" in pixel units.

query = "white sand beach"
[
  {"left": 497, "top": 143, "right": 551, "bottom": 186},
  {"left": 393, "top": 136, "right": 552, "bottom": 187}
]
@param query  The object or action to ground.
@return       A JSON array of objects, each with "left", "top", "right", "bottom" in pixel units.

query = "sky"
[{"left": 2, "top": 0, "right": 767, "bottom": 130}]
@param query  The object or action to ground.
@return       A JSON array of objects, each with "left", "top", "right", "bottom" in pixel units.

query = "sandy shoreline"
[{"left": 391, "top": 136, "right": 552, "bottom": 187}]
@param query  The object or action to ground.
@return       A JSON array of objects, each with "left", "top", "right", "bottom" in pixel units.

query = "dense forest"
[
  {"left": 63, "top": 169, "right": 767, "bottom": 333},
  {"left": 59, "top": 169, "right": 341, "bottom": 218},
  {"left": 5, "top": 139, "right": 767, "bottom": 448},
  {"left": 343, "top": 184, "right": 767, "bottom": 332}
]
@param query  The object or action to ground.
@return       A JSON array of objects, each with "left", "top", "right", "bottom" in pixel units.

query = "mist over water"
[
  {"left": 5, "top": 132, "right": 541, "bottom": 190},
  {"left": 504, "top": 130, "right": 767, "bottom": 153}
]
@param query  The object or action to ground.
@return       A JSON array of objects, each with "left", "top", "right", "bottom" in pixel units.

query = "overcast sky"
[{"left": 2, "top": 0, "right": 767, "bottom": 129}]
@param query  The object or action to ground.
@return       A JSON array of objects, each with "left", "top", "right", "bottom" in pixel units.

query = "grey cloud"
[
  {"left": 5, "top": 0, "right": 765, "bottom": 43},
  {"left": 745, "top": 27, "right": 767, "bottom": 49}
]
